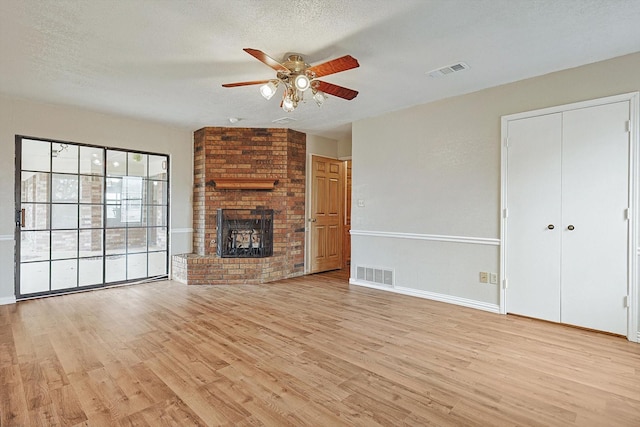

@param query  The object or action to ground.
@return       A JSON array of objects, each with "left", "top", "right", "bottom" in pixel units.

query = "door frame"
[{"left": 500, "top": 92, "right": 639, "bottom": 342}]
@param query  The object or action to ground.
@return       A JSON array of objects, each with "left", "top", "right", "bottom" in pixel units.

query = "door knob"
[
  {"left": 547, "top": 224, "right": 554, "bottom": 230},
  {"left": 567, "top": 224, "right": 575, "bottom": 231},
  {"left": 309, "top": 218, "right": 317, "bottom": 222}
]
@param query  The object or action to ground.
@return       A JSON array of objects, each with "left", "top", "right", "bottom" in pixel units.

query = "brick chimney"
[{"left": 172, "top": 127, "right": 306, "bottom": 284}]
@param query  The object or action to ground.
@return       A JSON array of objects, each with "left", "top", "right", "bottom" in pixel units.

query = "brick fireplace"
[{"left": 171, "top": 127, "right": 306, "bottom": 284}]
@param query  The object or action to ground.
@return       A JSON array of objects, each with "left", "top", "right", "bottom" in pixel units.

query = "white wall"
[
  {"left": 351, "top": 52, "right": 640, "bottom": 330},
  {"left": 306, "top": 134, "right": 339, "bottom": 158},
  {"left": 337, "top": 136, "right": 352, "bottom": 159},
  {"left": 0, "top": 95, "right": 193, "bottom": 303}
]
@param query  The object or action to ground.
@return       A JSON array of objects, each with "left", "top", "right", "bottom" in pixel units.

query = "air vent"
[
  {"left": 356, "top": 265, "right": 394, "bottom": 287},
  {"left": 427, "top": 62, "right": 470, "bottom": 78},
  {"left": 272, "top": 117, "right": 298, "bottom": 125}
]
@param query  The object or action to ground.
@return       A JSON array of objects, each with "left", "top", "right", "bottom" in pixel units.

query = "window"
[{"left": 16, "top": 136, "right": 169, "bottom": 298}]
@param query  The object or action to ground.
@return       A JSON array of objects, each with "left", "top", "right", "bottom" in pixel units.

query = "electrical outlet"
[
  {"left": 479, "top": 272, "right": 489, "bottom": 283},
  {"left": 490, "top": 273, "right": 498, "bottom": 284}
]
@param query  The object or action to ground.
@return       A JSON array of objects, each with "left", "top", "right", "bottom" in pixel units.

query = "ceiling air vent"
[
  {"left": 272, "top": 117, "right": 298, "bottom": 125},
  {"left": 427, "top": 62, "right": 470, "bottom": 78}
]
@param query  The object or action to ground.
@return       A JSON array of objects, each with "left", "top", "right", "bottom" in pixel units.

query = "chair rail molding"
[{"left": 349, "top": 229, "right": 500, "bottom": 246}]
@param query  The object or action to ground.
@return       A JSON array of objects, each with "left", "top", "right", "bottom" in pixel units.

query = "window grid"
[{"left": 16, "top": 137, "right": 169, "bottom": 298}]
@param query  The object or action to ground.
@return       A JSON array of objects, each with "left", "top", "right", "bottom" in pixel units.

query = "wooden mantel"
[{"left": 212, "top": 177, "right": 278, "bottom": 190}]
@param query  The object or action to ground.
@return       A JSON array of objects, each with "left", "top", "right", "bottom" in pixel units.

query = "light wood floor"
[{"left": 1, "top": 270, "right": 639, "bottom": 426}]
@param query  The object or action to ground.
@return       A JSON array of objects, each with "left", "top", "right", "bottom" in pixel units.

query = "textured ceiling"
[{"left": 1, "top": 0, "right": 640, "bottom": 141}]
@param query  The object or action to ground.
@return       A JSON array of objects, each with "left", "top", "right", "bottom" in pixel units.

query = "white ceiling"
[{"left": 2, "top": 0, "right": 640, "bottom": 141}]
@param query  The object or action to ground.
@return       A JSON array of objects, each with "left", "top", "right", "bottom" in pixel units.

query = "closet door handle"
[
  {"left": 567, "top": 224, "right": 575, "bottom": 231},
  {"left": 547, "top": 224, "right": 554, "bottom": 230}
]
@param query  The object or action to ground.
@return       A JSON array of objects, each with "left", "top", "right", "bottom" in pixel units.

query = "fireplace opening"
[{"left": 216, "top": 208, "right": 274, "bottom": 258}]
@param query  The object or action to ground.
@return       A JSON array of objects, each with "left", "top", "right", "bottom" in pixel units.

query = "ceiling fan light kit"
[
  {"left": 313, "top": 89, "right": 327, "bottom": 107},
  {"left": 294, "top": 74, "right": 310, "bottom": 91},
  {"left": 260, "top": 80, "right": 279, "bottom": 100},
  {"left": 223, "top": 48, "right": 359, "bottom": 113}
]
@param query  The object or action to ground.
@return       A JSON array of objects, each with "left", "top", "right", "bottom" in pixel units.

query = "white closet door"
[
  {"left": 506, "top": 113, "right": 562, "bottom": 322},
  {"left": 561, "top": 101, "right": 629, "bottom": 335}
]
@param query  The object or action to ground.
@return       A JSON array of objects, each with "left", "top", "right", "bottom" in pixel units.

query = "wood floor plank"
[
  {"left": 49, "top": 385, "right": 88, "bottom": 426},
  {"left": 1, "top": 270, "right": 639, "bottom": 425},
  {"left": 28, "top": 402, "right": 61, "bottom": 427},
  {"left": 0, "top": 328, "right": 18, "bottom": 368},
  {"left": 0, "top": 365, "right": 30, "bottom": 426},
  {"left": 19, "top": 361, "right": 52, "bottom": 411},
  {"left": 69, "top": 376, "right": 115, "bottom": 427}
]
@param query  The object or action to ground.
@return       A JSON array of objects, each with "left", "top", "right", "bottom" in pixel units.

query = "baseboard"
[
  {"left": 349, "top": 278, "right": 500, "bottom": 314},
  {"left": 0, "top": 296, "right": 16, "bottom": 305},
  {"left": 637, "top": 331, "right": 640, "bottom": 343}
]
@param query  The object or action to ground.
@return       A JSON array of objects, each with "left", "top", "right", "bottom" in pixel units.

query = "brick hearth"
[{"left": 172, "top": 127, "right": 306, "bottom": 284}]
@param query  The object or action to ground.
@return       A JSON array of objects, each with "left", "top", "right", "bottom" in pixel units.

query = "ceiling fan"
[{"left": 222, "top": 48, "right": 359, "bottom": 112}]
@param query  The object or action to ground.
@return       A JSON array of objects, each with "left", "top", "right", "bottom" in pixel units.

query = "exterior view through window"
[{"left": 16, "top": 136, "right": 169, "bottom": 298}]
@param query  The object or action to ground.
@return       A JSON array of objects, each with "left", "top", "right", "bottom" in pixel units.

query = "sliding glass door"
[{"left": 16, "top": 136, "right": 169, "bottom": 299}]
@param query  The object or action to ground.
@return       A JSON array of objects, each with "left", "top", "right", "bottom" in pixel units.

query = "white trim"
[
  {"left": 501, "top": 92, "right": 640, "bottom": 121},
  {"left": 630, "top": 93, "right": 640, "bottom": 343},
  {"left": 500, "top": 92, "right": 639, "bottom": 342},
  {"left": 350, "top": 278, "right": 500, "bottom": 313},
  {"left": 0, "top": 235, "right": 13, "bottom": 241},
  {"left": 350, "top": 229, "right": 500, "bottom": 246},
  {"left": 171, "top": 228, "right": 193, "bottom": 234},
  {"left": 0, "top": 296, "right": 16, "bottom": 305}
]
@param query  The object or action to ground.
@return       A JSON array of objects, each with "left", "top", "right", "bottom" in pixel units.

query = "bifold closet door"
[
  {"left": 505, "top": 113, "right": 563, "bottom": 322},
  {"left": 505, "top": 101, "right": 630, "bottom": 335},
  {"left": 561, "top": 101, "right": 629, "bottom": 335}
]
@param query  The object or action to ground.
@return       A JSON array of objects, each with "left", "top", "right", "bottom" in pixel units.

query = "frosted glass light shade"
[
  {"left": 294, "top": 74, "right": 310, "bottom": 91},
  {"left": 313, "top": 90, "right": 327, "bottom": 106},
  {"left": 282, "top": 96, "right": 295, "bottom": 112},
  {"left": 260, "top": 81, "right": 278, "bottom": 100}
]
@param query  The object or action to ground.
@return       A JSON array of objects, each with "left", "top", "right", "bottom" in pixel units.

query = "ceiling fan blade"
[
  {"left": 243, "top": 48, "right": 289, "bottom": 73},
  {"left": 307, "top": 55, "right": 359, "bottom": 78},
  {"left": 222, "top": 80, "right": 271, "bottom": 88},
  {"left": 315, "top": 80, "right": 358, "bottom": 100}
]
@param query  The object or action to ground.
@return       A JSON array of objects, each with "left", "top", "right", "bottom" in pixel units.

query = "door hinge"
[
  {"left": 503, "top": 278, "right": 508, "bottom": 289},
  {"left": 624, "top": 295, "right": 629, "bottom": 308},
  {"left": 504, "top": 137, "right": 510, "bottom": 148},
  {"left": 503, "top": 208, "right": 508, "bottom": 219},
  {"left": 626, "top": 120, "right": 631, "bottom": 133},
  {"left": 625, "top": 208, "right": 631, "bottom": 220}
]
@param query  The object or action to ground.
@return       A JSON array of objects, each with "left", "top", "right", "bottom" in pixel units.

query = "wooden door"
[
  {"left": 560, "top": 101, "right": 629, "bottom": 335},
  {"left": 310, "top": 155, "right": 343, "bottom": 273},
  {"left": 505, "top": 113, "right": 563, "bottom": 322}
]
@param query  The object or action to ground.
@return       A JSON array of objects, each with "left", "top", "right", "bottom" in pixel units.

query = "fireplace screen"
[{"left": 216, "top": 208, "right": 274, "bottom": 258}]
